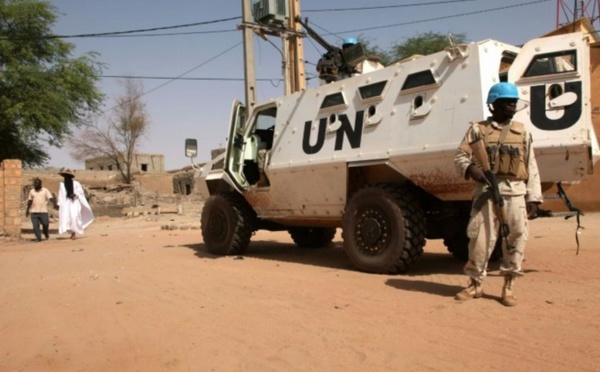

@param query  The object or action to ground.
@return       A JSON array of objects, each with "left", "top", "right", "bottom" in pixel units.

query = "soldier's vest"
[{"left": 478, "top": 120, "right": 529, "bottom": 181}]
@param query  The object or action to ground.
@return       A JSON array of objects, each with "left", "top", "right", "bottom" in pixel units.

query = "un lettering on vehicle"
[{"left": 302, "top": 111, "right": 365, "bottom": 154}]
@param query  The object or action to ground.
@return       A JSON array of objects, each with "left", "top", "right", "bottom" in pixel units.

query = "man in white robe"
[{"left": 57, "top": 169, "right": 94, "bottom": 239}]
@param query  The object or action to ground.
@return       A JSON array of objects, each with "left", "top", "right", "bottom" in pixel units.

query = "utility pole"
[
  {"left": 287, "top": 0, "right": 306, "bottom": 93},
  {"left": 240, "top": 0, "right": 306, "bottom": 103},
  {"left": 241, "top": 0, "right": 257, "bottom": 114}
]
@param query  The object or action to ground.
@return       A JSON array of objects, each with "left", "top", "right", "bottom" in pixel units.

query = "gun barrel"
[{"left": 295, "top": 16, "right": 336, "bottom": 53}]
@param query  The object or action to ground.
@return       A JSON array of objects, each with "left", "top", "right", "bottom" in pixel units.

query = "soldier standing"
[{"left": 454, "top": 82, "right": 543, "bottom": 306}]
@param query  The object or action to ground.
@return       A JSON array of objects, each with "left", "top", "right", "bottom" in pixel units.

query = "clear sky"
[{"left": 46, "top": 0, "right": 566, "bottom": 171}]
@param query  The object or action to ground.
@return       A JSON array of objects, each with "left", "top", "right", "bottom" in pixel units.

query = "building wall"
[
  {"left": 173, "top": 171, "right": 195, "bottom": 195},
  {"left": 85, "top": 153, "right": 165, "bottom": 173},
  {"left": 22, "top": 169, "right": 174, "bottom": 218},
  {"left": 1, "top": 160, "right": 22, "bottom": 238},
  {"left": 23, "top": 169, "right": 174, "bottom": 196},
  {"left": 137, "top": 173, "right": 174, "bottom": 195},
  {"left": 24, "top": 169, "right": 122, "bottom": 193}
]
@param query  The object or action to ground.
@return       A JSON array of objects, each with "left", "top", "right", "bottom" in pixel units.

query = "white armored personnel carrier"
[{"left": 187, "top": 12, "right": 599, "bottom": 273}]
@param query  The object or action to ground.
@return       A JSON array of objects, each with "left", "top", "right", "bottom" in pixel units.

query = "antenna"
[{"left": 556, "top": 0, "right": 600, "bottom": 29}]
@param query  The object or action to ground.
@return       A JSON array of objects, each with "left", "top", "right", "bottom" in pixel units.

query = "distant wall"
[
  {"left": 137, "top": 173, "right": 174, "bottom": 195},
  {"left": 1, "top": 160, "right": 22, "bottom": 239},
  {"left": 23, "top": 169, "right": 123, "bottom": 194},
  {"left": 85, "top": 153, "right": 165, "bottom": 173},
  {"left": 173, "top": 170, "right": 195, "bottom": 195},
  {"left": 22, "top": 169, "right": 174, "bottom": 195},
  {"left": 21, "top": 169, "right": 176, "bottom": 218}
]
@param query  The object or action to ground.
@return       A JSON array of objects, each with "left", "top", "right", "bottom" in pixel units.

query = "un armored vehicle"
[{"left": 188, "top": 28, "right": 599, "bottom": 274}]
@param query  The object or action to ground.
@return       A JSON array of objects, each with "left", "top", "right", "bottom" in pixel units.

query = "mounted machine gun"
[{"left": 294, "top": 16, "right": 367, "bottom": 82}]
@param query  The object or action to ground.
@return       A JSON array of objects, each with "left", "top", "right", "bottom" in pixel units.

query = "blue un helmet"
[
  {"left": 342, "top": 37, "right": 358, "bottom": 48},
  {"left": 486, "top": 82, "right": 519, "bottom": 104}
]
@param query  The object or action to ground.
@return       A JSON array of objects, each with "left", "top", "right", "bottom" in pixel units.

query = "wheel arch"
[
  {"left": 200, "top": 171, "right": 240, "bottom": 197},
  {"left": 346, "top": 161, "right": 439, "bottom": 208}
]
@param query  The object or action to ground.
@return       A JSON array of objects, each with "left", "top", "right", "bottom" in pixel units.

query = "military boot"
[
  {"left": 501, "top": 275, "right": 517, "bottom": 307},
  {"left": 455, "top": 278, "right": 483, "bottom": 301}
]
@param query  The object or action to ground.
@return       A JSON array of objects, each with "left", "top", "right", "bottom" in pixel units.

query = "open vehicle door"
[
  {"left": 225, "top": 99, "right": 250, "bottom": 191},
  {"left": 510, "top": 32, "right": 599, "bottom": 181}
]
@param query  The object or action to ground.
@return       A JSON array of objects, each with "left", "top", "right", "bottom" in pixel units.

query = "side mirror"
[{"left": 185, "top": 138, "right": 197, "bottom": 158}]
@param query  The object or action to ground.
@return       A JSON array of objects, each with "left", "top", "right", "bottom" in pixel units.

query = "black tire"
[
  {"left": 201, "top": 193, "right": 256, "bottom": 255},
  {"left": 444, "top": 232, "right": 470, "bottom": 261},
  {"left": 288, "top": 227, "right": 336, "bottom": 248},
  {"left": 445, "top": 226, "right": 503, "bottom": 263},
  {"left": 489, "top": 236, "right": 503, "bottom": 262},
  {"left": 342, "top": 184, "right": 426, "bottom": 274}
]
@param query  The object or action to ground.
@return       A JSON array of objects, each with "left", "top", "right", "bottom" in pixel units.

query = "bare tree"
[{"left": 70, "top": 79, "right": 149, "bottom": 184}]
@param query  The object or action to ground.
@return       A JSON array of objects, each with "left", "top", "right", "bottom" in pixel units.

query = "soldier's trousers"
[{"left": 464, "top": 195, "right": 528, "bottom": 282}]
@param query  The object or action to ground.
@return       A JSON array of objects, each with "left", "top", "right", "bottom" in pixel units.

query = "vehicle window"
[
  {"left": 254, "top": 107, "right": 276, "bottom": 131},
  {"left": 359, "top": 81, "right": 388, "bottom": 101},
  {"left": 320, "top": 92, "right": 346, "bottom": 110},
  {"left": 401, "top": 70, "right": 436, "bottom": 90},
  {"left": 524, "top": 50, "right": 576, "bottom": 77}
]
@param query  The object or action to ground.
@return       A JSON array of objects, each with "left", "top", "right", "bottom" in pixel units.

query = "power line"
[
  {"left": 77, "top": 29, "right": 237, "bottom": 38},
  {"left": 101, "top": 41, "right": 242, "bottom": 114},
  {"left": 333, "top": 0, "right": 551, "bottom": 35},
  {"left": 50, "top": 0, "right": 554, "bottom": 90},
  {"left": 101, "top": 75, "right": 282, "bottom": 82},
  {"left": 303, "top": 0, "right": 478, "bottom": 12},
  {"left": 14, "top": 0, "right": 545, "bottom": 41},
  {"left": 48, "top": 16, "right": 240, "bottom": 39},
  {"left": 59, "top": 1, "right": 479, "bottom": 40}
]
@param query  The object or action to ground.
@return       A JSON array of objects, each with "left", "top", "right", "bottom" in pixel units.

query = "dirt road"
[{"left": 1, "top": 213, "right": 599, "bottom": 371}]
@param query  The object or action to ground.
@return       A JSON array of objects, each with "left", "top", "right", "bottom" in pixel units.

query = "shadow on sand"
[{"left": 180, "top": 239, "right": 468, "bottom": 276}]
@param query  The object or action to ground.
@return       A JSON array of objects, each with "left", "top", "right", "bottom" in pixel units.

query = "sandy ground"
[{"left": 1, "top": 212, "right": 599, "bottom": 372}]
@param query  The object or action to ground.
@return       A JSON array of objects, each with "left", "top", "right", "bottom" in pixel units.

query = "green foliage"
[
  {"left": 0, "top": 0, "right": 104, "bottom": 167},
  {"left": 352, "top": 31, "right": 467, "bottom": 66},
  {"left": 356, "top": 36, "right": 392, "bottom": 66},
  {"left": 389, "top": 31, "right": 467, "bottom": 62}
]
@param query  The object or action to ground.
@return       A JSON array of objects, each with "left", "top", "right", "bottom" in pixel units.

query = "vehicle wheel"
[
  {"left": 201, "top": 193, "right": 256, "bottom": 255},
  {"left": 444, "top": 231, "right": 470, "bottom": 261},
  {"left": 445, "top": 227, "right": 503, "bottom": 263},
  {"left": 288, "top": 227, "right": 336, "bottom": 248},
  {"left": 489, "top": 236, "right": 503, "bottom": 262},
  {"left": 342, "top": 184, "right": 426, "bottom": 274}
]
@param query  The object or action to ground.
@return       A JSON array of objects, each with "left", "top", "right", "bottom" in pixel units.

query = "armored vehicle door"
[
  {"left": 224, "top": 100, "right": 277, "bottom": 190},
  {"left": 224, "top": 99, "right": 249, "bottom": 191},
  {"left": 509, "top": 32, "right": 599, "bottom": 181}
]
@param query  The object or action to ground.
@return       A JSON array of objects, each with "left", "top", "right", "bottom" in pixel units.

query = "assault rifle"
[
  {"left": 469, "top": 134, "right": 513, "bottom": 251},
  {"left": 295, "top": 16, "right": 367, "bottom": 83}
]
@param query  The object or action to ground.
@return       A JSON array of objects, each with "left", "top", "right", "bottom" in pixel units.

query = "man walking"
[
  {"left": 454, "top": 82, "right": 542, "bottom": 306},
  {"left": 57, "top": 169, "right": 94, "bottom": 240},
  {"left": 26, "top": 178, "right": 54, "bottom": 242}
]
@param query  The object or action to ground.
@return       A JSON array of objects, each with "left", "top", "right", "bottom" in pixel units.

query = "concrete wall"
[
  {"left": 1, "top": 160, "right": 22, "bottom": 239},
  {"left": 85, "top": 153, "right": 165, "bottom": 173},
  {"left": 23, "top": 169, "right": 122, "bottom": 193},
  {"left": 23, "top": 169, "right": 174, "bottom": 196},
  {"left": 137, "top": 173, "right": 174, "bottom": 195}
]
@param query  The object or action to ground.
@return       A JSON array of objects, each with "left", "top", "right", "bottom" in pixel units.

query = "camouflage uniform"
[{"left": 455, "top": 117, "right": 542, "bottom": 282}]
